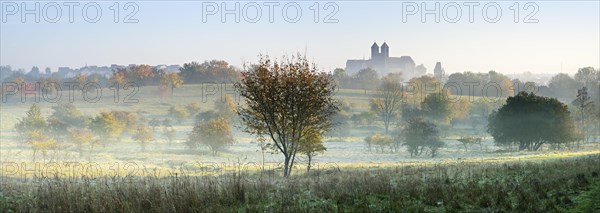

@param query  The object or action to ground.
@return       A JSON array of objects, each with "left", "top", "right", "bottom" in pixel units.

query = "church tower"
[
  {"left": 381, "top": 42, "right": 389, "bottom": 59},
  {"left": 434, "top": 62, "right": 445, "bottom": 83},
  {"left": 371, "top": 42, "right": 380, "bottom": 60},
  {"left": 370, "top": 42, "right": 388, "bottom": 74}
]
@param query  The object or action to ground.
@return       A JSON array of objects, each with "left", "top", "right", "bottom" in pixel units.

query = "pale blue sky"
[{"left": 1, "top": 1, "right": 598, "bottom": 75}]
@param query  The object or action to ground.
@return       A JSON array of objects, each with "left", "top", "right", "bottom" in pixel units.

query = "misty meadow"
[{"left": 1, "top": 1, "right": 600, "bottom": 212}]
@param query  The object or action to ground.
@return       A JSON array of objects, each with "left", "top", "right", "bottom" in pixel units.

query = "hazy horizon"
[
  {"left": 2, "top": 1, "right": 600, "bottom": 212},
  {"left": 2, "top": 1, "right": 599, "bottom": 75}
]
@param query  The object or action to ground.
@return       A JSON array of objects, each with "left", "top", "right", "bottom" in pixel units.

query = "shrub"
[
  {"left": 168, "top": 106, "right": 190, "bottom": 124},
  {"left": 365, "top": 133, "right": 394, "bottom": 153},
  {"left": 187, "top": 117, "right": 233, "bottom": 154}
]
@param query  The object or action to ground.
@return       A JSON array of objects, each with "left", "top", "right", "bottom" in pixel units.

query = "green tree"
[
  {"left": 488, "top": 71, "right": 515, "bottom": 97},
  {"left": 407, "top": 76, "right": 442, "bottom": 106},
  {"left": 15, "top": 104, "right": 55, "bottom": 160},
  {"left": 488, "top": 92, "right": 580, "bottom": 151},
  {"left": 15, "top": 104, "right": 47, "bottom": 144},
  {"left": 572, "top": 87, "right": 595, "bottom": 142},
  {"left": 468, "top": 98, "right": 504, "bottom": 134},
  {"left": 355, "top": 68, "right": 379, "bottom": 94},
  {"left": 421, "top": 92, "right": 453, "bottom": 124},
  {"left": 47, "top": 103, "right": 86, "bottom": 140},
  {"left": 89, "top": 111, "right": 126, "bottom": 142},
  {"left": 445, "top": 71, "right": 513, "bottom": 98},
  {"left": 400, "top": 104, "right": 421, "bottom": 124},
  {"left": 179, "top": 60, "right": 241, "bottom": 84},
  {"left": 332, "top": 68, "right": 349, "bottom": 88},
  {"left": 403, "top": 118, "right": 443, "bottom": 157},
  {"left": 298, "top": 130, "right": 326, "bottom": 172},
  {"left": 548, "top": 73, "right": 582, "bottom": 99},
  {"left": 574, "top": 67, "right": 598, "bottom": 88},
  {"left": 195, "top": 110, "right": 221, "bottom": 124},
  {"left": 235, "top": 54, "right": 338, "bottom": 177}
]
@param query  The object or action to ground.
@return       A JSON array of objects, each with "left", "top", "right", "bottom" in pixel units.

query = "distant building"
[
  {"left": 345, "top": 42, "right": 418, "bottom": 78},
  {"left": 156, "top": 64, "right": 182, "bottom": 73},
  {"left": 433, "top": 62, "right": 446, "bottom": 83},
  {"left": 57, "top": 67, "right": 72, "bottom": 73},
  {"left": 110, "top": 64, "right": 126, "bottom": 71}
]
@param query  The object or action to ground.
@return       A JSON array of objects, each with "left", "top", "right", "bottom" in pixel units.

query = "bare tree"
[
  {"left": 370, "top": 76, "right": 403, "bottom": 133},
  {"left": 572, "top": 86, "right": 594, "bottom": 142},
  {"left": 235, "top": 54, "right": 338, "bottom": 177}
]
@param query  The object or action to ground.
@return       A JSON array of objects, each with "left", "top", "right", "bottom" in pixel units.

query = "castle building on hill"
[
  {"left": 433, "top": 62, "right": 446, "bottom": 83},
  {"left": 345, "top": 42, "right": 421, "bottom": 79}
]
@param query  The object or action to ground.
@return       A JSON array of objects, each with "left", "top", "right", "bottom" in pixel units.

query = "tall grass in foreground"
[{"left": 1, "top": 155, "right": 599, "bottom": 212}]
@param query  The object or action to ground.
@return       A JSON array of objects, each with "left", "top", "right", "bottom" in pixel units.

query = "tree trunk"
[
  {"left": 581, "top": 107, "right": 586, "bottom": 143},
  {"left": 88, "top": 146, "right": 94, "bottom": 161},
  {"left": 518, "top": 142, "right": 527, "bottom": 151},
  {"left": 532, "top": 141, "right": 544, "bottom": 151},
  {"left": 261, "top": 149, "right": 265, "bottom": 171},
  {"left": 306, "top": 154, "right": 313, "bottom": 172},
  {"left": 283, "top": 156, "right": 291, "bottom": 177},
  {"left": 289, "top": 153, "right": 297, "bottom": 176},
  {"left": 78, "top": 144, "right": 83, "bottom": 158},
  {"left": 32, "top": 149, "right": 37, "bottom": 162},
  {"left": 384, "top": 120, "right": 389, "bottom": 134}
]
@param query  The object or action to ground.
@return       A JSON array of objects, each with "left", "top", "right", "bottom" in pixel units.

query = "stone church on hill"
[{"left": 345, "top": 42, "right": 426, "bottom": 80}]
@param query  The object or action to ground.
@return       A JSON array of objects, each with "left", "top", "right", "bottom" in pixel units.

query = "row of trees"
[
  {"left": 15, "top": 103, "right": 183, "bottom": 160},
  {"left": 10, "top": 55, "right": 598, "bottom": 177},
  {"left": 364, "top": 68, "right": 598, "bottom": 156},
  {"left": 366, "top": 76, "right": 447, "bottom": 157},
  {"left": 90, "top": 61, "right": 599, "bottom": 173},
  {"left": 4, "top": 63, "right": 596, "bottom": 107},
  {"left": 1, "top": 60, "right": 238, "bottom": 102},
  {"left": 109, "top": 60, "right": 241, "bottom": 88},
  {"left": 13, "top": 57, "right": 333, "bottom": 177},
  {"left": 330, "top": 67, "right": 598, "bottom": 104},
  {"left": 445, "top": 71, "right": 515, "bottom": 97}
]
